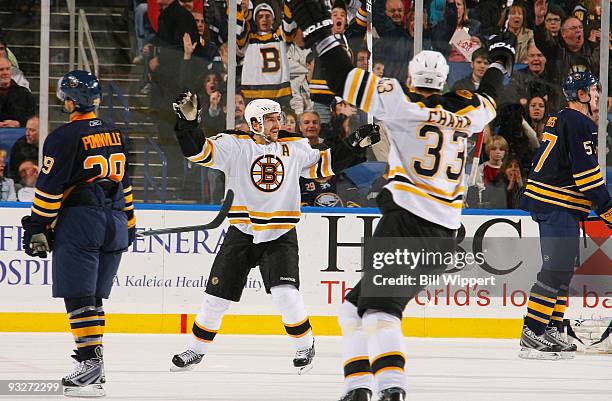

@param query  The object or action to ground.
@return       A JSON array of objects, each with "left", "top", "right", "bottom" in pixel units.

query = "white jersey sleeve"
[
  {"left": 290, "top": 138, "right": 334, "bottom": 179},
  {"left": 186, "top": 133, "right": 241, "bottom": 174}
]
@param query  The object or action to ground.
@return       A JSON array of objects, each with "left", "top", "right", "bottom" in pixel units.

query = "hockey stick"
[
  {"left": 467, "top": 131, "right": 485, "bottom": 187},
  {"left": 137, "top": 189, "right": 234, "bottom": 236},
  {"left": 365, "top": 0, "right": 373, "bottom": 125}
]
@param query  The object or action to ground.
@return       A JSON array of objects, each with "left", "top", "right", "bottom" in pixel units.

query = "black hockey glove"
[
  {"left": 128, "top": 227, "right": 136, "bottom": 247},
  {"left": 21, "top": 216, "right": 53, "bottom": 258},
  {"left": 487, "top": 31, "right": 517, "bottom": 76},
  {"left": 286, "top": 0, "right": 340, "bottom": 54},
  {"left": 345, "top": 123, "right": 381, "bottom": 150},
  {"left": 173, "top": 91, "right": 202, "bottom": 123},
  {"left": 596, "top": 199, "right": 612, "bottom": 229}
]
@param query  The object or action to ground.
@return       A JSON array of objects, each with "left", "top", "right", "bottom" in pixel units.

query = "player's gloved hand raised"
[
  {"left": 286, "top": 0, "right": 334, "bottom": 50},
  {"left": 173, "top": 91, "right": 201, "bottom": 123},
  {"left": 487, "top": 31, "right": 517, "bottom": 76},
  {"left": 345, "top": 123, "right": 381, "bottom": 149},
  {"left": 21, "top": 216, "right": 53, "bottom": 258}
]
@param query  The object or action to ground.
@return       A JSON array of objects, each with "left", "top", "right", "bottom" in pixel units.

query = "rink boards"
[{"left": 0, "top": 203, "right": 610, "bottom": 338}]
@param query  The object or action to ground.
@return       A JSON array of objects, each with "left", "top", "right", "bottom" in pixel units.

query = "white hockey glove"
[{"left": 173, "top": 91, "right": 202, "bottom": 123}]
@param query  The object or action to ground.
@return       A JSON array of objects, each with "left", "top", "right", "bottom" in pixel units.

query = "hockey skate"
[
  {"left": 337, "top": 388, "right": 372, "bottom": 401},
  {"left": 170, "top": 349, "right": 204, "bottom": 372},
  {"left": 62, "top": 357, "right": 105, "bottom": 397},
  {"left": 293, "top": 339, "right": 315, "bottom": 374},
  {"left": 544, "top": 326, "right": 577, "bottom": 359},
  {"left": 378, "top": 387, "right": 406, "bottom": 401},
  {"left": 519, "top": 325, "right": 562, "bottom": 360}
]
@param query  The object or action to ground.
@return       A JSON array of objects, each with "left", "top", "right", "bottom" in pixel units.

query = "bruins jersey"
[
  {"left": 30, "top": 112, "right": 135, "bottom": 228},
  {"left": 521, "top": 108, "right": 610, "bottom": 217},
  {"left": 181, "top": 130, "right": 333, "bottom": 243},
  {"left": 238, "top": 4, "right": 296, "bottom": 103},
  {"left": 340, "top": 68, "right": 497, "bottom": 229}
]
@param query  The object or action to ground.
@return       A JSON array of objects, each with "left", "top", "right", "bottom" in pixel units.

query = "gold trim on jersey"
[
  {"left": 393, "top": 183, "right": 463, "bottom": 209},
  {"left": 188, "top": 138, "right": 215, "bottom": 166},
  {"left": 526, "top": 179, "right": 583, "bottom": 196},
  {"left": 389, "top": 167, "right": 464, "bottom": 199},
  {"left": 573, "top": 165, "right": 600, "bottom": 178},
  {"left": 277, "top": 137, "right": 303, "bottom": 142},
  {"left": 524, "top": 184, "right": 591, "bottom": 206},
  {"left": 241, "top": 86, "right": 292, "bottom": 100},
  {"left": 523, "top": 192, "right": 591, "bottom": 213},
  {"left": 347, "top": 69, "right": 364, "bottom": 105},
  {"left": 228, "top": 206, "right": 300, "bottom": 230},
  {"left": 306, "top": 149, "right": 333, "bottom": 179}
]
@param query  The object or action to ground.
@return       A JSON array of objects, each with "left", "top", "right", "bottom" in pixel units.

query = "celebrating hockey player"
[
  {"left": 21, "top": 70, "right": 136, "bottom": 397},
  {"left": 286, "top": 1, "right": 517, "bottom": 399},
  {"left": 169, "top": 92, "right": 380, "bottom": 374},
  {"left": 519, "top": 71, "right": 612, "bottom": 360}
]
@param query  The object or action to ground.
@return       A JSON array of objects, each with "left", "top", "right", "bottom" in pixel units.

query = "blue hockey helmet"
[
  {"left": 57, "top": 70, "right": 102, "bottom": 112},
  {"left": 562, "top": 71, "right": 600, "bottom": 102}
]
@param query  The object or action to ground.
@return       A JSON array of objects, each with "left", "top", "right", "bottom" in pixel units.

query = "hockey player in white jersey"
[
  {"left": 286, "top": 1, "right": 517, "bottom": 400},
  {"left": 169, "top": 92, "right": 380, "bottom": 375}
]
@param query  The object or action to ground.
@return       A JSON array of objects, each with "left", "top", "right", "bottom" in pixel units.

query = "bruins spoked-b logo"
[{"left": 251, "top": 154, "right": 284, "bottom": 192}]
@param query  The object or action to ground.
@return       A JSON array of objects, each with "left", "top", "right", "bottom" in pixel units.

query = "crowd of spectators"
[
  {"left": 0, "top": 32, "right": 38, "bottom": 202},
  {"left": 1, "top": 0, "right": 610, "bottom": 208},
  {"left": 127, "top": 0, "right": 610, "bottom": 207}
]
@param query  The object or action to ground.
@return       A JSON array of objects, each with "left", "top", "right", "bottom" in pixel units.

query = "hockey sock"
[
  {"left": 65, "top": 296, "right": 104, "bottom": 360},
  {"left": 363, "top": 311, "right": 407, "bottom": 393},
  {"left": 270, "top": 285, "right": 313, "bottom": 350},
  {"left": 525, "top": 285, "right": 557, "bottom": 335},
  {"left": 338, "top": 301, "right": 373, "bottom": 392},
  {"left": 549, "top": 288, "right": 568, "bottom": 329},
  {"left": 96, "top": 298, "right": 105, "bottom": 335},
  {"left": 188, "top": 293, "right": 231, "bottom": 354}
]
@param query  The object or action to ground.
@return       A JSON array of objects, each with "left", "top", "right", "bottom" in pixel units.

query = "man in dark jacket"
[{"left": 0, "top": 58, "right": 36, "bottom": 128}]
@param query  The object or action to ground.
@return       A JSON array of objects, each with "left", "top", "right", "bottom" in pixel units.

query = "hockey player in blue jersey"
[
  {"left": 21, "top": 70, "right": 136, "bottom": 397},
  {"left": 519, "top": 71, "right": 612, "bottom": 360}
]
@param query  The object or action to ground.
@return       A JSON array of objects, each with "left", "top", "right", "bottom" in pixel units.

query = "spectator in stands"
[
  {"left": 503, "top": 3, "right": 534, "bottom": 64},
  {"left": 132, "top": 0, "right": 155, "bottom": 64},
  {"left": 541, "top": 3, "right": 564, "bottom": 40},
  {"left": 355, "top": 48, "right": 369, "bottom": 70},
  {"left": 0, "top": 58, "right": 36, "bottom": 128},
  {"left": 500, "top": 157, "right": 525, "bottom": 209},
  {"left": 534, "top": 0, "right": 598, "bottom": 85},
  {"left": 505, "top": 44, "right": 563, "bottom": 112},
  {"left": 8, "top": 114, "right": 38, "bottom": 180},
  {"left": 310, "top": 0, "right": 351, "bottom": 123},
  {"left": 178, "top": 12, "right": 220, "bottom": 92},
  {"left": 238, "top": 1, "right": 296, "bottom": 109},
  {"left": 298, "top": 111, "right": 323, "bottom": 147},
  {"left": 0, "top": 37, "right": 30, "bottom": 90},
  {"left": 451, "top": 47, "right": 488, "bottom": 91},
  {"left": 287, "top": 29, "right": 312, "bottom": 115},
  {"left": 282, "top": 109, "right": 298, "bottom": 133},
  {"left": 233, "top": 93, "right": 246, "bottom": 127},
  {"left": 586, "top": 19, "right": 601, "bottom": 46},
  {"left": 364, "top": 0, "right": 454, "bottom": 83},
  {"left": 202, "top": 89, "right": 225, "bottom": 136},
  {"left": 475, "top": 136, "right": 508, "bottom": 193},
  {"left": 147, "top": 0, "right": 200, "bottom": 189},
  {"left": 372, "top": 60, "right": 385, "bottom": 77},
  {"left": 446, "top": 0, "right": 481, "bottom": 62},
  {"left": 525, "top": 94, "right": 547, "bottom": 140},
  {"left": 15, "top": 159, "right": 38, "bottom": 202},
  {"left": 0, "top": 150, "right": 17, "bottom": 201}
]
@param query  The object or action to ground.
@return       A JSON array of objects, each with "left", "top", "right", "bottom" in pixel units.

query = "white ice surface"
[{"left": 1, "top": 333, "right": 611, "bottom": 401}]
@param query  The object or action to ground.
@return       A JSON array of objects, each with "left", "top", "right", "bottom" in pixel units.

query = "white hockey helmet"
[
  {"left": 244, "top": 98, "right": 282, "bottom": 135},
  {"left": 408, "top": 50, "right": 449, "bottom": 91}
]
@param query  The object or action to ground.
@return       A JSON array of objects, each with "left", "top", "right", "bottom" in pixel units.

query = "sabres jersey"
[
  {"left": 340, "top": 68, "right": 497, "bottom": 229},
  {"left": 521, "top": 108, "right": 609, "bottom": 217},
  {"left": 30, "top": 112, "right": 135, "bottom": 229},
  {"left": 185, "top": 131, "right": 333, "bottom": 243}
]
